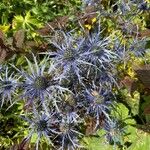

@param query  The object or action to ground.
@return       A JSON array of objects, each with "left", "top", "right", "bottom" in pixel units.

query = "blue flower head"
[
  {"left": 104, "top": 119, "right": 126, "bottom": 145},
  {"left": 12, "top": 54, "right": 70, "bottom": 111},
  {"left": 84, "top": 85, "right": 113, "bottom": 129},
  {"left": 45, "top": 31, "right": 99, "bottom": 84},
  {"left": 79, "top": 29, "right": 119, "bottom": 88},
  {"left": 53, "top": 113, "right": 83, "bottom": 150},
  {"left": 22, "top": 111, "right": 57, "bottom": 150},
  {"left": 0, "top": 66, "right": 19, "bottom": 108},
  {"left": 129, "top": 38, "right": 147, "bottom": 57},
  {"left": 83, "top": 31, "right": 117, "bottom": 67},
  {"left": 81, "top": 0, "right": 101, "bottom": 8}
]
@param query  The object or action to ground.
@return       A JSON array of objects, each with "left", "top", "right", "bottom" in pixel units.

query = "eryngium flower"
[
  {"left": 82, "top": 31, "right": 117, "bottom": 68},
  {"left": 129, "top": 38, "right": 147, "bottom": 57},
  {"left": 22, "top": 112, "right": 57, "bottom": 150},
  {"left": 138, "top": 1, "right": 150, "bottom": 11},
  {"left": 104, "top": 119, "right": 125, "bottom": 145},
  {"left": 79, "top": 29, "right": 118, "bottom": 87},
  {"left": 12, "top": 54, "right": 70, "bottom": 109},
  {"left": 53, "top": 115, "right": 83, "bottom": 150},
  {"left": 0, "top": 66, "right": 19, "bottom": 108},
  {"left": 45, "top": 31, "right": 97, "bottom": 84},
  {"left": 85, "top": 87, "right": 112, "bottom": 129}
]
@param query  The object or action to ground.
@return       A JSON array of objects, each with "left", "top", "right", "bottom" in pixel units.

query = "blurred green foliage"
[
  {"left": 0, "top": 0, "right": 81, "bottom": 38},
  {"left": 0, "top": 102, "right": 28, "bottom": 149}
]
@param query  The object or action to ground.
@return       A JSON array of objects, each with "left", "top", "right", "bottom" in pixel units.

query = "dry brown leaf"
[
  {"left": 144, "top": 105, "right": 150, "bottom": 115},
  {"left": 85, "top": 115, "right": 105, "bottom": 135},
  {"left": 0, "top": 49, "right": 7, "bottom": 63},
  {"left": 37, "top": 16, "right": 69, "bottom": 36},
  {"left": 120, "top": 76, "right": 138, "bottom": 95},
  {"left": 13, "top": 29, "right": 25, "bottom": 49},
  {"left": 134, "top": 65, "right": 150, "bottom": 89},
  {"left": 138, "top": 29, "right": 150, "bottom": 38}
]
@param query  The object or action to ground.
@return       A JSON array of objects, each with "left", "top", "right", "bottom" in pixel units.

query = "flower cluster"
[
  {"left": 0, "top": 66, "right": 19, "bottom": 108},
  {"left": 0, "top": 29, "right": 147, "bottom": 149},
  {"left": 0, "top": 1, "right": 148, "bottom": 149}
]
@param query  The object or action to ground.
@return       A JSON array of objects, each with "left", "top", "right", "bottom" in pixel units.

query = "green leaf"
[
  {"left": 111, "top": 103, "right": 129, "bottom": 120},
  {"left": 128, "top": 130, "right": 150, "bottom": 150},
  {"left": 12, "top": 11, "right": 43, "bottom": 31},
  {"left": 16, "top": 56, "right": 25, "bottom": 66},
  {"left": 82, "top": 136, "right": 114, "bottom": 150},
  {"left": 0, "top": 25, "right": 10, "bottom": 33},
  {"left": 30, "top": 133, "right": 38, "bottom": 144},
  {"left": 111, "top": 103, "right": 135, "bottom": 125}
]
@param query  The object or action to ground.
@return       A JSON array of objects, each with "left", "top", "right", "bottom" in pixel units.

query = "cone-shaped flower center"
[
  {"left": 37, "top": 119, "right": 48, "bottom": 131},
  {"left": 64, "top": 49, "right": 76, "bottom": 61},
  {"left": 110, "top": 128, "right": 116, "bottom": 136},
  {"left": 34, "top": 76, "right": 49, "bottom": 90},
  {"left": 60, "top": 123, "right": 70, "bottom": 134},
  {"left": 92, "top": 91, "right": 104, "bottom": 104},
  {"left": 95, "top": 95, "right": 104, "bottom": 104},
  {"left": 2, "top": 81, "right": 13, "bottom": 90}
]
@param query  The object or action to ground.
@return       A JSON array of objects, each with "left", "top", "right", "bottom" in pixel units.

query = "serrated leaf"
[
  {"left": 111, "top": 103, "right": 129, "bottom": 120},
  {"left": 82, "top": 136, "right": 114, "bottom": 150},
  {"left": 128, "top": 131, "right": 150, "bottom": 150},
  {"left": 119, "top": 89, "right": 140, "bottom": 116},
  {"left": 12, "top": 12, "right": 43, "bottom": 31},
  {"left": 0, "top": 25, "right": 10, "bottom": 33}
]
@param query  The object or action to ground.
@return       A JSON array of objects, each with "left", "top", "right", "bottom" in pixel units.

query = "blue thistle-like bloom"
[
  {"left": 53, "top": 113, "right": 83, "bottom": 150},
  {"left": 22, "top": 111, "right": 58, "bottom": 150},
  {"left": 130, "top": 0, "right": 150, "bottom": 11},
  {"left": 115, "top": 0, "right": 139, "bottom": 16},
  {"left": 45, "top": 29, "right": 119, "bottom": 89},
  {"left": 84, "top": 85, "right": 113, "bottom": 129},
  {"left": 114, "top": 37, "right": 147, "bottom": 65},
  {"left": 79, "top": 29, "right": 119, "bottom": 88},
  {"left": 0, "top": 66, "right": 19, "bottom": 108},
  {"left": 129, "top": 37, "right": 147, "bottom": 57},
  {"left": 45, "top": 31, "right": 98, "bottom": 84},
  {"left": 82, "top": 31, "right": 117, "bottom": 68},
  {"left": 119, "top": 0, "right": 131, "bottom": 15},
  {"left": 12, "top": 54, "right": 71, "bottom": 110},
  {"left": 138, "top": 1, "right": 150, "bottom": 11},
  {"left": 113, "top": 40, "right": 126, "bottom": 59},
  {"left": 104, "top": 119, "right": 126, "bottom": 145}
]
